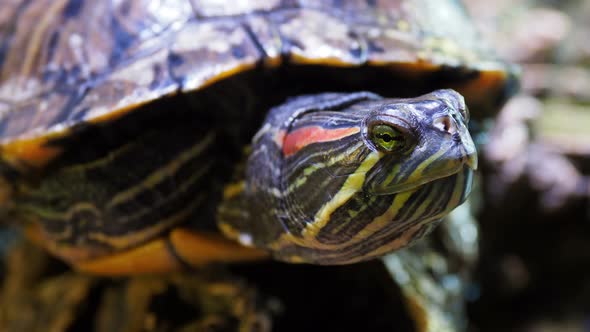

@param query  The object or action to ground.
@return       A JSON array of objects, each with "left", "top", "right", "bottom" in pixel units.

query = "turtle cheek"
[
  {"left": 363, "top": 154, "right": 419, "bottom": 195},
  {"left": 362, "top": 161, "right": 395, "bottom": 194},
  {"left": 364, "top": 141, "right": 462, "bottom": 195}
]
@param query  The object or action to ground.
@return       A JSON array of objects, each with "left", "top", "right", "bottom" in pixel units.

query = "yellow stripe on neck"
[
  {"left": 269, "top": 151, "right": 383, "bottom": 251},
  {"left": 304, "top": 150, "right": 382, "bottom": 237}
]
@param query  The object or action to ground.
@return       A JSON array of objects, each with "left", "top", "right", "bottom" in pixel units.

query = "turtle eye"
[{"left": 370, "top": 124, "right": 405, "bottom": 152}]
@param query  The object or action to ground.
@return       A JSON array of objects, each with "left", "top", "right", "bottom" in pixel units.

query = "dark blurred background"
[{"left": 465, "top": 0, "right": 590, "bottom": 331}]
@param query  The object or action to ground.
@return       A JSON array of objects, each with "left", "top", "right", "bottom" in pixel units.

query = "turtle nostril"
[{"left": 433, "top": 116, "right": 457, "bottom": 135}]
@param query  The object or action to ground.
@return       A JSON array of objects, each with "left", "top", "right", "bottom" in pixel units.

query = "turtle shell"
[{"left": 0, "top": 0, "right": 514, "bottom": 173}]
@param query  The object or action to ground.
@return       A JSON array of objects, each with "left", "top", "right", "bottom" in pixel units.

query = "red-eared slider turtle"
[{"left": 0, "top": 0, "right": 514, "bottom": 275}]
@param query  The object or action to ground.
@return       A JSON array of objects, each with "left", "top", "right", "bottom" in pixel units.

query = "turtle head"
[
  {"left": 219, "top": 90, "right": 477, "bottom": 264},
  {"left": 362, "top": 89, "right": 477, "bottom": 195}
]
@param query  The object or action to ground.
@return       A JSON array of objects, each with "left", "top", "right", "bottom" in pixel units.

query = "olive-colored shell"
[{"left": 0, "top": 0, "right": 513, "bottom": 172}]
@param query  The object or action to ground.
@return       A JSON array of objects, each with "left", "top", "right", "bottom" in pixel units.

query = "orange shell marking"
[
  {"left": 2, "top": 135, "right": 63, "bottom": 170},
  {"left": 75, "top": 239, "right": 181, "bottom": 276},
  {"left": 170, "top": 229, "right": 269, "bottom": 265},
  {"left": 73, "top": 229, "right": 268, "bottom": 276}
]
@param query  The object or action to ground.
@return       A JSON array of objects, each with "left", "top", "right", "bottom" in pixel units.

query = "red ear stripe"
[{"left": 282, "top": 126, "right": 360, "bottom": 157}]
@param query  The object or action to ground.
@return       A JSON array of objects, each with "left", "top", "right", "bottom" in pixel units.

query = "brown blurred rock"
[
  {"left": 523, "top": 65, "right": 590, "bottom": 102},
  {"left": 464, "top": 1, "right": 571, "bottom": 63},
  {"left": 483, "top": 93, "right": 589, "bottom": 212}
]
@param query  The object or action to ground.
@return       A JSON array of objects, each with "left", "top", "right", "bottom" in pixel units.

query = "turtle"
[{"left": 0, "top": 0, "right": 515, "bottom": 276}]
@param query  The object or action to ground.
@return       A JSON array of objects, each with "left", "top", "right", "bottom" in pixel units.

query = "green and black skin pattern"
[{"left": 219, "top": 89, "right": 477, "bottom": 264}]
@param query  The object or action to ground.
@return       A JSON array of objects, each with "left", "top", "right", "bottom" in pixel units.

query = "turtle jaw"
[
  {"left": 463, "top": 149, "right": 478, "bottom": 170},
  {"left": 367, "top": 146, "right": 478, "bottom": 196}
]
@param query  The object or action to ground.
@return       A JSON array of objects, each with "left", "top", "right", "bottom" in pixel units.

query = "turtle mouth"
[
  {"left": 368, "top": 149, "right": 478, "bottom": 196},
  {"left": 463, "top": 150, "right": 478, "bottom": 170},
  {"left": 415, "top": 164, "right": 475, "bottom": 207}
]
